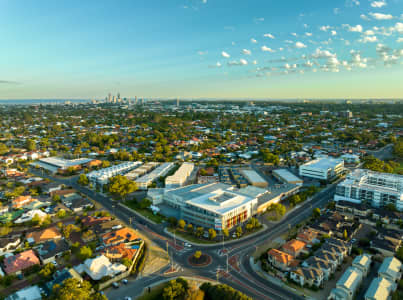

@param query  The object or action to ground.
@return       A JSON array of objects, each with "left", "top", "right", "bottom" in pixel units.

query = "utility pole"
[
  {"left": 226, "top": 253, "right": 229, "bottom": 273},
  {"left": 174, "top": 229, "right": 176, "bottom": 249},
  {"left": 216, "top": 267, "right": 220, "bottom": 283}
]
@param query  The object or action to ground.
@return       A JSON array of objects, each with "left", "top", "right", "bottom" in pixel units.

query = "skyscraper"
[{"left": 176, "top": 98, "right": 179, "bottom": 107}]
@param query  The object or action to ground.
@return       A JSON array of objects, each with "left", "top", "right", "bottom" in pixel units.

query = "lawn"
[
  {"left": 123, "top": 201, "right": 166, "bottom": 224},
  {"left": 167, "top": 228, "right": 216, "bottom": 244}
]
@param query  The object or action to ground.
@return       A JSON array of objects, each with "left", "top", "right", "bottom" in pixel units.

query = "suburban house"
[
  {"left": 102, "top": 243, "right": 138, "bottom": 261},
  {"left": 352, "top": 254, "right": 372, "bottom": 277},
  {"left": 296, "top": 228, "right": 319, "bottom": 245},
  {"left": 290, "top": 267, "right": 324, "bottom": 288},
  {"left": 82, "top": 215, "right": 112, "bottom": 227},
  {"left": 378, "top": 257, "right": 402, "bottom": 283},
  {"left": 370, "top": 238, "right": 400, "bottom": 257},
  {"left": 5, "top": 285, "right": 42, "bottom": 300},
  {"left": 0, "top": 237, "right": 21, "bottom": 256},
  {"left": 328, "top": 267, "right": 363, "bottom": 300},
  {"left": 26, "top": 227, "right": 62, "bottom": 244},
  {"left": 3, "top": 250, "right": 40, "bottom": 275},
  {"left": 101, "top": 227, "right": 139, "bottom": 247},
  {"left": 12, "top": 195, "right": 35, "bottom": 209},
  {"left": 74, "top": 255, "right": 126, "bottom": 281},
  {"left": 282, "top": 239, "right": 307, "bottom": 257},
  {"left": 36, "top": 239, "right": 70, "bottom": 264},
  {"left": 335, "top": 200, "right": 371, "bottom": 218},
  {"left": 314, "top": 250, "right": 339, "bottom": 270},
  {"left": 267, "top": 249, "right": 297, "bottom": 271},
  {"left": 302, "top": 256, "right": 334, "bottom": 280},
  {"left": 364, "top": 277, "right": 394, "bottom": 300},
  {"left": 320, "top": 244, "right": 345, "bottom": 264},
  {"left": 327, "top": 237, "right": 352, "bottom": 255}
]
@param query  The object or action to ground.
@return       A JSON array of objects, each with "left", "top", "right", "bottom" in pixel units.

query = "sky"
[{"left": 0, "top": 0, "right": 402, "bottom": 99}]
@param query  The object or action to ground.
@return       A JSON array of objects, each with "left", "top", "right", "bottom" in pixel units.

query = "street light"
[{"left": 226, "top": 253, "right": 229, "bottom": 273}]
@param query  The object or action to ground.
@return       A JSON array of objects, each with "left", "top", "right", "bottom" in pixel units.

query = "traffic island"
[{"left": 187, "top": 252, "right": 212, "bottom": 267}]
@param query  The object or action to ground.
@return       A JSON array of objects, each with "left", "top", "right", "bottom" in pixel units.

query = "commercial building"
[
  {"left": 299, "top": 157, "right": 344, "bottom": 181},
  {"left": 87, "top": 161, "right": 141, "bottom": 187},
  {"left": 334, "top": 169, "right": 403, "bottom": 211},
  {"left": 240, "top": 169, "right": 268, "bottom": 188},
  {"left": 34, "top": 157, "right": 94, "bottom": 173},
  {"left": 273, "top": 169, "right": 303, "bottom": 186},
  {"left": 165, "top": 162, "right": 194, "bottom": 188},
  {"left": 155, "top": 183, "right": 258, "bottom": 230},
  {"left": 136, "top": 162, "right": 175, "bottom": 190}
]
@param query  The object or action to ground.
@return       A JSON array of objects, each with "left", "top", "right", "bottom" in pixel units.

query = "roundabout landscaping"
[{"left": 187, "top": 252, "right": 212, "bottom": 267}]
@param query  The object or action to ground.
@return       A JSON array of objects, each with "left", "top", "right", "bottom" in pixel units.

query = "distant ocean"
[{"left": 0, "top": 99, "right": 92, "bottom": 105}]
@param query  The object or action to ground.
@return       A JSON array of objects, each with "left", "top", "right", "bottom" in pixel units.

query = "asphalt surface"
[{"left": 31, "top": 168, "right": 336, "bottom": 300}]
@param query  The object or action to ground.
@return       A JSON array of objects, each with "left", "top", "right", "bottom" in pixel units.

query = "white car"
[
  {"left": 124, "top": 297, "right": 132, "bottom": 300},
  {"left": 184, "top": 242, "right": 192, "bottom": 248}
]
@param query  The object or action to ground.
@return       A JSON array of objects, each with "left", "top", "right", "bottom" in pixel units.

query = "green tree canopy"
[{"left": 107, "top": 175, "right": 137, "bottom": 199}]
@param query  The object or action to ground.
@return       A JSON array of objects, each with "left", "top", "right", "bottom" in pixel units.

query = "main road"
[{"left": 32, "top": 168, "right": 335, "bottom": 300}]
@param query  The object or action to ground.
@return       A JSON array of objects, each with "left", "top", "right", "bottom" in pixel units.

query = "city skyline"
[{"left": 1, "top": 0, "right": 403, "bottom": 99}]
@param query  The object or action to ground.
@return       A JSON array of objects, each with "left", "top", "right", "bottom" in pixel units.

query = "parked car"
[
  {"left": 112, "top": 282, "right": 119, "bottom": 289},
  {"left": 124, "top": 297, "right": 132, "bottom": 300},
  {"left": 122, "top": 279, "right": 128, "bottom": 284},
  {"left": 184, "top": 242, "right": 192, "bottom": 248}
]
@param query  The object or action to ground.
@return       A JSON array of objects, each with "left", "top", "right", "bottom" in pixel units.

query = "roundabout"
[{"left": 187, "top": 252, "right": 212, "bottom": 267}]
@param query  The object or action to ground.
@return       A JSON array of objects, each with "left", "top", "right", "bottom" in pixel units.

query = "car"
[
  {"left": 124, "top": 297, "right": 132, "bottom": 300},
  {"left": 122, "top": 279, "right": 128, "bottom": 284},
  {"left": 51, "top": 261, "right": 58, "bottom": 266},
  {"left": 351, "top": 238, "right": 357, "bottom": 243},
  {"left": 184, "top": 242, "right": 192, "bottom": 248},
  {"left": 112, "top": 282, "right": 119, "bottom": 289}
]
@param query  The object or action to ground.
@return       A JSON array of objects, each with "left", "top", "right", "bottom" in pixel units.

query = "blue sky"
[{"left": 0, "top": 0, "right": 402, "bottom": 99}]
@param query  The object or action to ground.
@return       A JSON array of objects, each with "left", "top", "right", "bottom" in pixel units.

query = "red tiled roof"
[{"left": 3, "top": 250, "right": 40, "bottom": 274}]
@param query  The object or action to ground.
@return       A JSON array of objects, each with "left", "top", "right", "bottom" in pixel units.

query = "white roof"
[
  {"left": 364, "top": 277, "right": 393, "bottom": 300},
  {"left": 39, "top": 157, "right": 93, "bottom": 168},
  {"left": 14, "top": 209, "right": 47, "bottom": 224},
  {"left": 7, "top": 285, "right": 42, "bottom": 300},
  {"left": 301, "top": 157, "right": 343, "bottom": 170},
  {"left": 378, "top": 257, "right": 402, "bottom": 281},
  {"left": 337, "top": 267, "right": 363, "bottom": 293},
  {"left": 75, "top": 255, "right": 126, "bottom": 281},
  {"left": 137, "top": 162, "right": 174, "bottom": 183},
  {"left": 241, "top": 169, "right": 267, "bottom": 184},
  {"left": 273, "top": 169, "right": 302, "bottom": 182},
  {"left": 352, "top": 253, "right": 371, "bottom": 270}
]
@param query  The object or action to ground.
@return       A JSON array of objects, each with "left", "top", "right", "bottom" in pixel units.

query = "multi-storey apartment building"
[{"left": 334, "top": 169, "right": 403, "bottom": 211}]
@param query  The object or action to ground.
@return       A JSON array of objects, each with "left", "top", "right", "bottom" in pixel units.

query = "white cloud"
[
  {"left": 254, "top": 17, "right": 264, "bottom": 23},
  {"left": 295, "top": 41, "right": 307, "bottom": 48},
  {"left": 344, "top": 24, "right": 363, "bottom": 32},
  {"left": 228, "top": 59, "right": 248, "bottom": 66},
  {"left": 334, "top": 8, "right": 340, "bottom": 15},
  {"left": 397, "top": 37, "right": 403, "bottom": 43},
  {"left": 263, "top": 33, "right": 275, "bottom": 39},
  {"left": 261, "top": 45, "right": 275, "bottom": 52},
  {"left": 242, "top": 49, "right": 251, "bottom": 55},
  {"left": 252, "top": 60, "right": 258, "bottom": 65},
  {"left": 361, "top": 36, "right": 378, "bottom": 43},
  {"left": 319, "top": 25, "right": 331, "bottom": 32},
  {"left": 331, "top": 30, "right": 337, "bottom": 36},
  {"left": 395, "top": 22, "right": 403, "bottom": 33},
  {"left": 346, "top": 0, "right": 360, "bottom": 6},
  {"left": 251, "top": 38, "right": 258, "bottom": 43},
  {"left": 369, "top": 12, "right": 393, "bottom": 20},
  {"left": 202, "top": 0, "right": 207, "bottom": 3},
  {"left": 371, "top": 0, "right": 386, "bottom": 8},
  {"left": 291, "top": 32, "right": 298, "bottom": 37},
  {"left": 360, "top": 14, "right": 370, "bottom": 21},
  {"left": 197, "top": 51, "right": 208, "bottom": 55},
  {"left": 216, "top": 62, "right": 221, "bottom": 67},
  {"left": 364, "top": 30, "right": 375, "bottom": 35},
  {"left": 240, "top": 59, "right": 248, "bottom": 65},
  {"left": 221, "top": 51, "right": 230, "bottom": 58},
  {"left": 312, "top": 48, "right": 336, "bottom": 59},
  {"left": 305, "top": 32, "right": 313, "bottom": 37}
]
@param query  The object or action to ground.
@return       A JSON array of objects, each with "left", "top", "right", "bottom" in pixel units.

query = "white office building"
[
  {"left": 87, "top": 161, "right": 141, "bottom": 187},
  {"left": 334, "top": 169, "right": 403, "bottom": 211},
  {"left": 136, "top": 162, "right": 175, "bottom": 190},
  {"left": 299, "top": 157, "right": 344, "bottom": 181},
  {"left": 155, "top": 183, "right": 258, "bottom": 230},
  {"left": 165, "top": 162, "right": 194, "bottom": 188}
]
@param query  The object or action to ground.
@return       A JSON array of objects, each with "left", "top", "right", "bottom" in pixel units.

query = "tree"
[
  {"left": 222, "top": 228, "right": 229, "bottom": 238},
  {"left": 77, "top": 246, "right": 92, "bottom": 261},
  {"left": 236, "top": 226, "right": 243, "bottom": 238},
  {"left": 343, "top": 229, "right": 348, "bottom": 240},
  {"left": 57, "top": 209, "right": 66, "bottom": 218},
  {"left": 52, "top": 194, "right": 61, "bottom": 202},
  {"left": 168, "top": 217, "right": 178, "bottom": 227},
  {"left": 195, "top": 227, "right": 204, "bottom": 238},
  {"left": 39, "top": 263, "right": 56, "bottom": 279},
  {"left": 62, "top": 224, "right": 80, "bottom": 238},
  {"left": 178, "top": 219, "right": 186, "bottom": 230},
  {"left": 26, "top": 139, "right": 36, "bottom": 151},
  {"left": 208, "top": 228, "right": 216, "bottom": 240},
  {"left": 313, "top": 208, "right": 321, "bottom": 219},
  {"left": 121, "top": 257, "right": 132, "bottom": 268},
  {"left": 78, "top": 174, "right": 89, "bottom": 186},
  {"left": 0, "top": 143, "right": 9, "bottom": 155},
  {"left": 51, "top": 278, "right": 107, "bottom": 300},
  {"left": 107, "top": 175, "right": 137, "bottom": 200},
  {"left": 186, "top": 224, "right": 193, "bottom": 234},
  {"left": 289, "top": 194, "right": 301, "bottom": 207},
  {"left": 194, "top": 250, "right": 202, "bottom": 259},
  {"left": 31, "top": 214, "right": 42, "bottom": 226},
  {"left": 139, "top": 198, "right": 151, "bottom": 209},
  {"left": 162, "top": 279, "right": 188, "bottom": 300}
]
